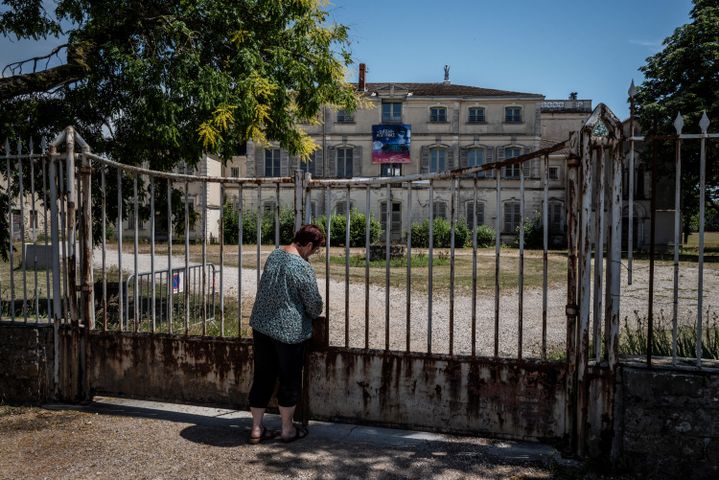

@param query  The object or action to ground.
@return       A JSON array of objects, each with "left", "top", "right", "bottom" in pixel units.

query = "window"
[
  {"left": 300, "top": 153, "right": 315, "bottom": 176},
  {"left": 264, "top": 149, "right": 281, "bottom": 177},
  {"left": 549, "top": 203, "right": 563, "bottom": 234},
  {"left": 466, "top": 202, "right": 485, "bottom": 227},
  {"left": 380, "top": 201, "right": 402, "bottom": 240},
  {"left": 430, "top": 147, "right": 446, "bottom": 173},
  {"left": 382, "top": 102, "right": 402, "bottom": 122},
  {"left": 468, "top": 107, "right": 485, "bottom": 123},
  {"left": 337, "top": 147, "right": 353, "bottom": 178},
  {"left": 337, "top": 109, "right": 354, "bottom": 123},
  {"left": 504, "top": 202, "right": 521, "bottom": 233},
  {"left": 503, "top": 147, "right": 522, "bottom": 178},
  {"left": 28, "top": 210, "right": 39, "bottom": 229},
  {"left": 230, "top": 167, "right": 240, "bottom": 178},
  {"left": 380, "top": 163, "right": 402, "bottom": 177},
  {"left": 334, "top": 200, "right": 354, "bottom": 216},
  {"left": 505, "top": 106, "right": 522, "bottom": 123},
  {"left": 433, "top": 202, "right": 447, "bottom": 219},
  {"left": 127, "top": 212, "right": 145, "bottom": 230},
  {"left": 548, "top": 166, "right": 560, "bottom": 180},
  {"left": 430, "top": 107, "right": 447, "bottom": 123},
  {"left": 263, "top": 201, "right": 276, "bottom": 215},
  {"left": 466, "top": 148, "right": 486, "bottom": 177}
]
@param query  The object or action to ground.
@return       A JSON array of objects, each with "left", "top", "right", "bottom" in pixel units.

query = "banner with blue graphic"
[{"left": 372, "top": 124, "right": 411, "bottom": 164}]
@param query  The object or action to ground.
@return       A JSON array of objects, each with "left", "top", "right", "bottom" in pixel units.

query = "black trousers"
[{"left": 248, "top": 329, "right": 306, "bottom": 408}]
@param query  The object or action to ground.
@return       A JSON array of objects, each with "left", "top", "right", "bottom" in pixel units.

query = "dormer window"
[
  {"left": 430, "top": 107, "right": 447, "bottom": 123},
  {"left": 505, "top": 106, "right": 522, "bottom": 123}
]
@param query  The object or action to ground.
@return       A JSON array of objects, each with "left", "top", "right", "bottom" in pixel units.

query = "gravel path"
[{"left": 95, "top": 250, "right": 719, "bottom": 358}]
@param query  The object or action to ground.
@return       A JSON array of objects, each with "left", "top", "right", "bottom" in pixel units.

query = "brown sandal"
[{"left": 248, "top": 425, "right": 276, "bottom": 445}]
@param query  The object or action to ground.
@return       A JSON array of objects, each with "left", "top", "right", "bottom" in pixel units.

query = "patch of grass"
[
  {"left": 328, "top": 252, "right": 450, "bottom": 268},
  {"left": 683, "top": 231, "right": 719, "bottom": 255},
  {"left": 619, "top": 307, "right": 719, "bottom": 359}
]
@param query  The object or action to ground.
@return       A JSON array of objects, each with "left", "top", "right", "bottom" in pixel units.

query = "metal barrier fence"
[{"left": 0, "top": 100, "right": 714, "bottom": 364}]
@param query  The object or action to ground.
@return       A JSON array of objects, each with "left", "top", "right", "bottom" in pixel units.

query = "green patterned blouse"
[{"left": 249, "top": 249, "right": 323, "bottom": 344}]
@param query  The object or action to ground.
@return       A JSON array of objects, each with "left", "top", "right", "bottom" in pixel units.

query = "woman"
[{"left": 247, "top": 224, "right": 325, "bottom": 444}]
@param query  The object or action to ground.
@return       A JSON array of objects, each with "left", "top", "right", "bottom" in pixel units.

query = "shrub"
[
  {"left": 315, "top": 209, "right": 381, "bottom": 247},
  {"left": 222, "top": 203, "right": 294, "bottom": 245},
  {"left": 410, "top": 218, "right": 470, "bottom": 248},
  {"left": 516, "top": 212, "right": 543, "bottom": 249}
]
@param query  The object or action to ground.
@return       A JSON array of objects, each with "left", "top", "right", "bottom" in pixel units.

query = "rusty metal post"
[
  {"left": 65, "top": 127, "right": 79, "bottom": 325},
  {"left": 79, "top": 143, "right": 95, "bottom": 329},
  {"left": 565, "top": 151, "right": 580, "bottom": 452},
  {"left": 604, "top": 142, "right": 623, "bottom": 369}
]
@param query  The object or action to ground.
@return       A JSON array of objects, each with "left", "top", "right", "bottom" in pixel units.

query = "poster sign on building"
[{"left": 372, "top": 124, "right": 411, "bottom": 164}]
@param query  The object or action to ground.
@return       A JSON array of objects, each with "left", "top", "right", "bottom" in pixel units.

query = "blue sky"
[
  {"left": 1, "top": 0, "right": 693, "bottom": 120},
  {"left": 326, "top": 0, "right": 693, "bottom": 119}
]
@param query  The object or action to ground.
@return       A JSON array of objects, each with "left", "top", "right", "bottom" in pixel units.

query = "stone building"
[{"left": 229, "top": 66, "right": 592, "bottom": 246}]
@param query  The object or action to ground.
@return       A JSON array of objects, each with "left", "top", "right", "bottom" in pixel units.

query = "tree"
[
  {"left": 0, "top": 0, "right": 358, "bottom": 257},
  {"left": 635, "top": 0, "right": 719, "bottom": 238},
  {"left": 0, "top": 0, "right": 357, "bottom": 160}
]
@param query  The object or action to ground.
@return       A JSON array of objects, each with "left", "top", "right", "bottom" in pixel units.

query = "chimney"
[
  {"left": 358, "top": 63, "right": 366, "bottom": 91},
  {"left": 443, "top": 65, "right": 450, "bottom": 84}
]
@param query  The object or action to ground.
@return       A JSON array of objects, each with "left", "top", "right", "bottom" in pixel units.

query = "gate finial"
[
  {"left": 674, "top": 112, "right": 684, "bottom": 135},
  {"left": 699, "top": 111, "right": 710, "bottom": 133}
]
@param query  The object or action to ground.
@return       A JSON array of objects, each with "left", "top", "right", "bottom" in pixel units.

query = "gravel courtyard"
[{"left": 95, "top": 248, "right": 719, "bottom": 358}]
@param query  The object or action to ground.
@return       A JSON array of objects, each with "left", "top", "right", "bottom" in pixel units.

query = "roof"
[{"left": 363, "top": 82, "right": 543, "bottom": 99}]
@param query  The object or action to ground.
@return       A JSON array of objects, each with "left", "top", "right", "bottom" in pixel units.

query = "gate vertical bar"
[
  {"left": 324, "top": 186, "right": 331, "bottom": 344},
  {"left": 256, "top": 186, "right": 262, "bottom": 286},
  {"left": 696, "top": 111, "right": 709, "bottom": 366},
  {"left": 628, "top": 82, "right": 636, "bottom": 284},
  {"left": 18, "top": 140, "right": 28, "bottom": 322},
  {"left": 30, "top": 142, "right": 39, "bottom": 322},
  {"left": 605, "top": 142, "right": 623, "bottom": 370},
  {"left": 201, "top": 181, "right": 207, "bottom": 336},
  {"left": 364, "top": 184, "right": 370, "bottom": 349},
  {"left": 133, "top": 175, "right": 139, "bottom": 331},
  {"left": 42, "top": 151, "right": 51, "bottom": 321},
  {"left": 220, "top": 184, "right": 225, "bottom": 336},
  {"left": 150, "top": 178, "right": 156, "bottom": 332},
  {"left": 345, "top": 185, "right": 350, "bottom": 348},
  {"left": 184, "top": 179, "right": 190, "bottom": 334},
  {"left": 565, "top": 149, "right": 580, "bottom": 453},
  {"left": 406, "top": 181, "right": 413, "bottom": 352},
  {"left": 238, "top": 186, "right": 243, "bottom": 338},
  {"left": 117, "top": 170, "right": 124, "bottom": 330},
  {"left": 449, "top": 177, "right": 456, "bottom": 356},
  {"left": 518, "top": 164, "right": 525, "bottom": 359},
  {"left": 385, "top": 183, "right": 391, "bottom": 351},
  {"left": 471, "top": 177, "right": 478, "bottom": 357},
  {"left": 494, "top": 170, "right": 501, "bottom": 358},
  {"left": 672, "top": 114, "right": 684, "bottom": 365},
  {"left": 6, "top": 140, "right": 16, "bottom": 321},
  {"left": 428, "top": 180, "right": 434, "bottom": 354},
  {"left": 542, "top": 155, "right": 549, "bottom": 360},
  {"left": 167, "top": 179, "right": 173, "bottom": 334}
]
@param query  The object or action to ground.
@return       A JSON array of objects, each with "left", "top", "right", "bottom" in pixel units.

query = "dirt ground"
[{"left": 0, "top": 399, "right": 635, "bottom": 480}]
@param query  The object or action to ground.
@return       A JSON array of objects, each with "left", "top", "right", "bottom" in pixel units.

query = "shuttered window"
[
  {"left": 504, "top": 202, "right": 521, "bottom": 233},
  {"left": 549, "top": 202, "right": 563, "bottom": 234},
  {"left": 430, "top": 147, "right": 446, "bottom": 173},
  {"left": 505, "top": 106, "right": 522, "bottom": 123},
  {"left": 301, "top": 152, "right": 315, "bottom": 176},
  {"left": 503, "top": 147, "right": 522, "bottom": 178},
  {"left": 264, "top": 149, "right": 281, "bottom": 177},
  {"left": 337, "top": 148, "right": 353, "bottom": 178},
  {"left": 467, "top": 148, "right": 486, "bottom": 177},
  {"left": 466, "top": 202, "right": 485, "bottom": 227}
]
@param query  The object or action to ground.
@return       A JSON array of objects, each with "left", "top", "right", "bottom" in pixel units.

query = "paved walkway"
[{"left": 0, "top": 396, "right": 583, "bottom": 479}]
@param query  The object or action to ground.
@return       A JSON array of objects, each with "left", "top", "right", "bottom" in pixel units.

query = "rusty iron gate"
[{"left": 1, "top": 100, "right": 716, "bottom": 456}]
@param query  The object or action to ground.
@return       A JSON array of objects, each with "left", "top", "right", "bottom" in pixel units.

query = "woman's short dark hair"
[{"left": 293, "top": 224, "right": 326, "bottom": 248}]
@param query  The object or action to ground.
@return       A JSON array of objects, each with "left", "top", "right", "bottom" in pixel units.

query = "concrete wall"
[
  {"left": 620, "top": 365, "right": 719, "bottom": 479},
  {"left": 306, "top": 349, "right": 567, "bottom": 441},
  {"left": 0, "top": 323, "right": 54, "bottom": 404}
]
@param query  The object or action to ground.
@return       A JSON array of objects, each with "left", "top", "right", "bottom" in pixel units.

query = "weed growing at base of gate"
[{"left": 619, "top": 308, "right": 719, "bottom": 360}]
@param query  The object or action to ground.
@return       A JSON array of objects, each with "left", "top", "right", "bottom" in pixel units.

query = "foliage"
[
  {"left": 410, "top": 218, "right": 470, "bottom": 248},
  {"left": 328, "top": 252, "right": 450, "bottom": 268},
  {"left": 315, "top": 209, "right": 382, "bottom": 247},
  {"left": 0, "top": 0, "right": 358, "bottom": 257},
  {"left": 515, "top": 212, "right": 543, "bottom": 249},
  {"left": 222, "top": 204, "right": 295, "bottom": 246},
  {"left": 475, "top": 224, "right": 496, "bottom": 248},
  {"left": 619, "top": 308, "right": 719, "bottom": 360},
  {"left": 635, "top": 0, "right": 719, "bottom": 236}
]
